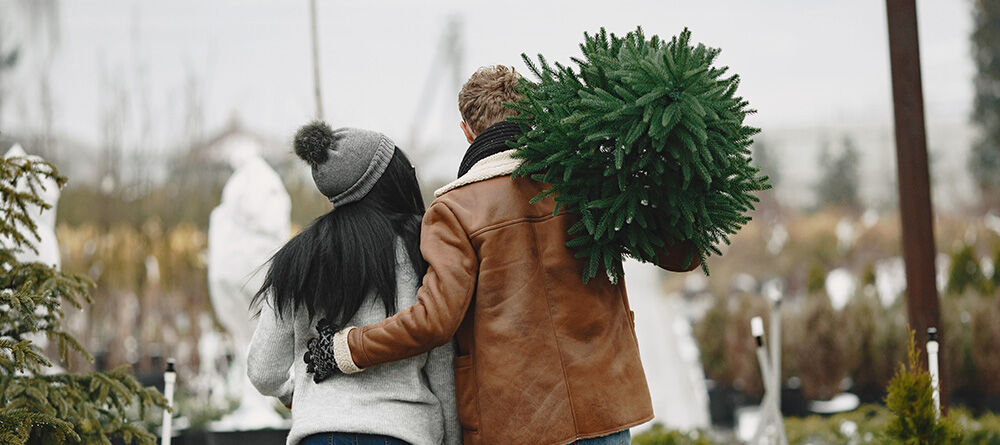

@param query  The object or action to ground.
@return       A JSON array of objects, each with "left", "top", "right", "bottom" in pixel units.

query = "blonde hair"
[{"left": 458, "top": 65, "right": 523, "bottom": 135}]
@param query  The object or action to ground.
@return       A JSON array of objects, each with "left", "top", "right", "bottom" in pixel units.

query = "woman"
[{"left": 247, "top": 121, "right": 461, "bottom": 445}]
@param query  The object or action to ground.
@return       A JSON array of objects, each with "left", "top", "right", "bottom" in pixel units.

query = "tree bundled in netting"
[
  {"left": 510, "top": 27, "right": 769, "bottom": 282},
  {"left": 0, "top": 152, "right": 166, "bottom": 444}
]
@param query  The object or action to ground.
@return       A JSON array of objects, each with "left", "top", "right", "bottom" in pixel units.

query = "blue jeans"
[
  {"left": 300, "top": 433, "right": 410, "bottom": 445},
  {"left": 574, "top": 429, "right": 631, "bottom": 445}
]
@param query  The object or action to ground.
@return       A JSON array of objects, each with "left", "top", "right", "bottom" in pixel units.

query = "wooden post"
[{"left": 885, "top": 0, "right": 946, "bottom": 407}]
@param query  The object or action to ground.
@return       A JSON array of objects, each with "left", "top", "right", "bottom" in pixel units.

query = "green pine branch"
[
  {"left": 1, "top": 155, "right": 63, "bottom": 256},
  {"left": 510, "top": 27, "right": 769, "bottom": 282}
]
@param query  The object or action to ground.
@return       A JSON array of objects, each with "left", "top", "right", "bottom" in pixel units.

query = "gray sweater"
[{"left": 247, "top": 241, "right": 461, "bottom": 445}]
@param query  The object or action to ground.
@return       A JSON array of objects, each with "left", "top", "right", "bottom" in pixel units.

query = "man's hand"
[
  {"left": 303, "top": 319, "right": 341, "bottom": 382},
  {"left": 654, "top": 239, "right": 701, "bottom": 272}
]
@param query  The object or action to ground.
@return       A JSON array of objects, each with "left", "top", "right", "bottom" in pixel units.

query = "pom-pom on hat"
[{"left": 293, "top": 121, "right": 395, "bottom": 208}]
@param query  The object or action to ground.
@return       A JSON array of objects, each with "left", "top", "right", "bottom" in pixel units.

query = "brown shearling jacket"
[{"left": 341, "top": 150, "right": 699, "bottom": 445}]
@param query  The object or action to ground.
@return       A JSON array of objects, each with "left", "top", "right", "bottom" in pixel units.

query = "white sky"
[{"left": 1, "top": 0, "right": 977, "bottom": 189}]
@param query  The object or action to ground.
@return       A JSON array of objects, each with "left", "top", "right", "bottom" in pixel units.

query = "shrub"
[
  {"left": 884, "top": 329, "right": 963, "bottom": 444},
  {"left": 785, "top": 405, "right": 1000, "bottom": 445},
  {"left": 784, "top": 404, "right": 890, "bottom": 444},
  {"left": 793, "top": 294, "right": 846, "bottom": 400},
  {"left": 693, "top": 295, "right": 733, "bottom": 386},
  {"left": 970, "top": 298, "right": 1000, "bottom": 397},
  {"left": 631, "top": 425, "right": 713, "bottom": 445},
  {"left": 870, "top": 304, "right": 910, "bottom": 392},
  {"left": 633, "top": 407, "right": 1000, "bottom": 444},
  {"left": 806, "top": 263, "right": 826, "bottom": 295},
  {"left": 940, "top": 295, "right": 979, "bottom": 400},
  {"left": 728, "top": 295, "right": 767, "bottom": 396},
  {"left": 946, "top": 244, "right": 988, "bottom": 296},
  {"left": 840, "top": 292, "right": 884, "bottom": 399},
  {"left": 693, "top": 293, "right": 766, "bottom": 395}
]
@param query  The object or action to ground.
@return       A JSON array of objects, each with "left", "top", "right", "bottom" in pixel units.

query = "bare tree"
[
  {"left": 98, "top": 58, "right": 129, "bottom": 228},
  {"left": 16, "top": 0, "right": 60, "bottom": 43},
  {"left": 182, "top": 68, "right": 204, "bottom": 144},
  {"left": 0, "top": 17, "right": 20, "bottom": 128},
  {"left": 0, "top": 0, "right": 60, "bottom": 154},
  {"left": 309, "top": 0, "right": 324, "bottom": 120}
]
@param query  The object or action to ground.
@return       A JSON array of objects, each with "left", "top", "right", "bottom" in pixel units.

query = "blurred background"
[{"left": 1, "top": 0, "right": 997, "bottom": 440}]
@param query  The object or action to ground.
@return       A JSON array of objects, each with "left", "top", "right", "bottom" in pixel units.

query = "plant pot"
[
  {"left": 708, "top": 384, "right": 739, "bottom": 427},
  {"left": 781, "top": 385, "right": 809, "bottom": 417}
]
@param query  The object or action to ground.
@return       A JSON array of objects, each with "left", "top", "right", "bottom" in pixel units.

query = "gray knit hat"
[{"left": 293, "top": 121, "right": 395, "bottom": 208}]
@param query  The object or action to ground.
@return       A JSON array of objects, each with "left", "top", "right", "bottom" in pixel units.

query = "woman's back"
[{"left": 248, "top": 240, "right": 460, "bottom": 445}]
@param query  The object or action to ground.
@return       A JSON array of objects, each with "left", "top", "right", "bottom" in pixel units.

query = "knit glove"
[{"left": 303, "top": 319, "right": 340, "bottom": 383}]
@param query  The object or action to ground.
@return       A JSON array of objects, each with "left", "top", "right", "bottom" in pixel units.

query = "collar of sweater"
[{"left": 434, "top": 149, "right": 521, "bottom": 197}]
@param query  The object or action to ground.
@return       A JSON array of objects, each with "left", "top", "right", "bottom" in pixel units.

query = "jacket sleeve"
[
  {"left": 247, "top": 299, "right": 295, "bottom": 405},
  {"left": 424, "top": 341, "right": 462, "bottom": 445},
  {"left": 654, "top": 238, "right": 701, "bottom": 272},
  {"left": 343, "top": 201, "right": 478, "bottom": 369}
]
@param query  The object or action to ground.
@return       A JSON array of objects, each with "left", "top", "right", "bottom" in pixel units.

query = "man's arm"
[
  {"left": 654, "top": 238, "right": 701, "bottom": 272},
  {"left": 332, "top": 201, "right": 479, "bottom": 372}
]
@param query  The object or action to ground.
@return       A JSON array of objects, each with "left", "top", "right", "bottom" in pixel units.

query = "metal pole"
[
  {"left": 160, "top": 359, "right": 176, "bottom": 445},
  {"left": 751, "top": 316, "right": 788, "bottom": 445},
  {"left": 885, "top": 0, "right": 945, "bottom": 406},
  {"left": 769, "top": 299, "right": 781, "bottom": 413},
  {"left": 309, "top": 0, "right": 325, "bottom": 120},
  {"left": 751, "top": 317, "right": 771, "bottom": 445},
  {"left": 927, "top": 327, "right": 941, "bottom": 417}
]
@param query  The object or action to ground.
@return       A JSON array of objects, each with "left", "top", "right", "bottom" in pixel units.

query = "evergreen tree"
[
  {"left": 884, "top": 329, "right": 962, "bottom": 444},
  {"left": 510, "top": 27, "right": 768, "bottom": 282},
  {"left": 969, "top": 0, "right": 1000, "bottom": 202},
  {"left": 815, "top": 136, "right": 861, "bottom": 211},
  {"left": 0, "top": 152, "right": 166, "bottom": 444},
  {"left": 946, "top": 244, "right": 987, "bottom": 295}
]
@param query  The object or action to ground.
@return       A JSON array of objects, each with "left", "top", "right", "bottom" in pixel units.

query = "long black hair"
[{"left": 251, "top": 147, "right": 427, "bottom": 328}]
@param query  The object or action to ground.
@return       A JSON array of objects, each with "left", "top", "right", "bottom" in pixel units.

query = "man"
[{"left": 306, "top": 65, "right": 699, "bottom": 445}]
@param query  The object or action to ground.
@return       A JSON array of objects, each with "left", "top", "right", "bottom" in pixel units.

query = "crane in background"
[{"left": 407, "top": 16, "right": 465, "bottom": 168}]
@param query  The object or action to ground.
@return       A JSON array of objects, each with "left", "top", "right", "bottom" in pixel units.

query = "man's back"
[{"left": 437, "top": 173, "right": 654, "bottom": 444}]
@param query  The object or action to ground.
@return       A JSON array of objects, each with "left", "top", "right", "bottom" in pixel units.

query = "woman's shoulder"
[{"left": 393, "top": 236, "right": 421, "bottom": 283}]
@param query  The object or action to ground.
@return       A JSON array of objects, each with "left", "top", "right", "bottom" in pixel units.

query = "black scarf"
[{"left": 457, "top": 121, "right": 522, "bottom": 178}]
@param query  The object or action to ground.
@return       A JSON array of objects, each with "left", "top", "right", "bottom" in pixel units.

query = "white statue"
[
  {"left": 625, "top": 258, "right": 711, "bottom": 432},
  {"left": 2, "top": 144, "right": 61, "bottom": 356},
  {"left": 207, "top": 134, "right": 291, "bottom": 429},
  {"left": 3, "top": 144, "right": 61, "bottom": 269}
]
